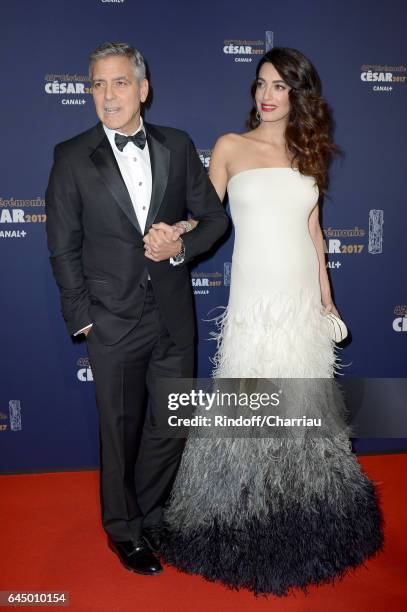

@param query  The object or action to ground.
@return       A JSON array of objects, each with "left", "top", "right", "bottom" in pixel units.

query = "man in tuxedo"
[{"left": 45, "top": 42, "right": 228, "bottom": 576}]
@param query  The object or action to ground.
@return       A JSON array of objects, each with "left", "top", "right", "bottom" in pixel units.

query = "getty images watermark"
[
  {"left": 152, "top": 378, "right": 353, "bottom": 439},
  {"left": 167, "top": 388, "right": 323, "bottom": 429}
]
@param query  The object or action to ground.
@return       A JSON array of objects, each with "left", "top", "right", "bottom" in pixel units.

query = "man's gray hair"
[{"left": 89, "top": 42, "right": 146, "bottom": 82}]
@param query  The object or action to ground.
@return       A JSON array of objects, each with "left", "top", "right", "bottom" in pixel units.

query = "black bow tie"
[{"left": 114, "top": 130, "right": 146, "bottom": 152}]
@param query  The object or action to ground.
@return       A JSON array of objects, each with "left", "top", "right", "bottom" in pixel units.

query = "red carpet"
[{"left": 1, "top": 454, "right": 406, "bottom": 611}]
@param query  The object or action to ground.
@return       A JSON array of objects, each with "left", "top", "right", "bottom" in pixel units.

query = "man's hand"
[{"left": 143, "top": 222, "right": 184, "bottom": 262}]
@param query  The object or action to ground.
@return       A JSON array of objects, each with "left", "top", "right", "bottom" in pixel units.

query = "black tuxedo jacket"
[{"left": 45, "top": 121, "right": 228, "bottom": 347}]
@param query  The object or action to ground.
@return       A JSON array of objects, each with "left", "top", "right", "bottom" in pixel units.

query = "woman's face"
[{"left": 255, "top": 62, "right": 291, "bottom": 125}]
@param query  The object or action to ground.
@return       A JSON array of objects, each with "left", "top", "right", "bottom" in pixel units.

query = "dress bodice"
[{"left": 226, "top": 167, "right": 320, "bottom": 300}]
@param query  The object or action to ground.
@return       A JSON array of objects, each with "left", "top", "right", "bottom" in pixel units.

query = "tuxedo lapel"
[
  {"left": 89, "top": 134, "right": 143, "bottom": 236},
  {"left": 145, "top": 126, "right": 170, "bottom": 231}
]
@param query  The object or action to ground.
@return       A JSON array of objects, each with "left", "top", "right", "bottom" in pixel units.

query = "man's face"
[{"left": 91, "top": 55, "right": 149, "bottom": 135}]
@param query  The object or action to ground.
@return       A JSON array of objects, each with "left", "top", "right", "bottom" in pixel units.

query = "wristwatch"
[{"left": 171, "top": 237, "right": 185, "bottom": 265}]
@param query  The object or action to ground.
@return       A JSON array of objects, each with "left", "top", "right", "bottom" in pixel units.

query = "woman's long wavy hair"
[{"left": 247, "top": 47, "right": 340, "bottom": 193}]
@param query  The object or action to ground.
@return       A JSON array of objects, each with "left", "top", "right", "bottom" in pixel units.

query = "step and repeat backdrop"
[{"left": 1, "top": 0, "right": 406, "bottom": 472}]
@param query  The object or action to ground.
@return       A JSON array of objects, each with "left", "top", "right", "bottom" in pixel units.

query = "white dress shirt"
[{"left": 103, "top": 118, "right": 152, "bottom": 233}]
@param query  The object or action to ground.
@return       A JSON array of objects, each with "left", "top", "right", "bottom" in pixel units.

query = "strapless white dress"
[
  {"left": 161, "top": 168, "right": 384, "bottom": 596},
  {"left": 213, "top": 167, "right": 334, "bottom": 379}
]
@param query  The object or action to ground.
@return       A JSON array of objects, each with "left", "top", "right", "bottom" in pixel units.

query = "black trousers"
[{"left": 86, "top": 282, "right": 194, "bottom": 543}]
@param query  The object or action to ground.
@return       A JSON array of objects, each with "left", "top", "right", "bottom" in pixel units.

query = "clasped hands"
[{"left": 143, "top": 222, "right": 184, "bottom": 262}]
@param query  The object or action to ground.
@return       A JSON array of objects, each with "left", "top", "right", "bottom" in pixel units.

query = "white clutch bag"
[{"left": 325, "top": 312, "right": 348, "bottom": 343}]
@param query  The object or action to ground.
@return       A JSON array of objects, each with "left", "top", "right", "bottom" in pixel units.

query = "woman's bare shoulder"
[{"left": 212, "top": 132, "right": 252, "bottom": 155}]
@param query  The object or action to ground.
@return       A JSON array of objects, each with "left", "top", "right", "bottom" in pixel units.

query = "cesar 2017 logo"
[{"left": 44, "top": 73, "right": 91, "bottom": 105}]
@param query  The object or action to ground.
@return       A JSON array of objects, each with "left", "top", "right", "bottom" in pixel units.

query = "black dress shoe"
[
  {"left": 108, "top": 539, "right": 163, "bottom": 575},
  {"left": 142, "top": 526, "right": 162, "bottom": 553}
]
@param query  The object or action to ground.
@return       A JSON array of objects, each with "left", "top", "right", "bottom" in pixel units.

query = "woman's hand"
[{"left": 322, "top": 302, "right": 340, "bottom": 317}]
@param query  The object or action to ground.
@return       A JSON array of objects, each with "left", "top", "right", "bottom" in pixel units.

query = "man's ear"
[{"left": 140, "top": 79, "right": 149, "bottom": 103}]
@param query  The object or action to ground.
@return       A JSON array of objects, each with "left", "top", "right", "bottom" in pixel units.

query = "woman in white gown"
[{"left": 160, "top": 47, "right": 383, "bottom": 596}]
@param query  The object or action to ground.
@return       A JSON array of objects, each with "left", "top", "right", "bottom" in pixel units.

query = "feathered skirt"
[{"left": 160, "top": 292, "right": 384, "bottom": 596}]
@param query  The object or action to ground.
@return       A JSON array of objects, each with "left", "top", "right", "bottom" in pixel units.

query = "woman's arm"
[
  {"left": 176, "top": 134, "right": 232, "bottom": 231},
  {"left": 308, "top": 204, "right": 339, "bottom": 316},
  {"left": 165, "top": 134, "right": 231, "bottom": 240},
  {"left": 144, "top": 136, "right": 232, "bottom": 257},
  {"left": 208, "top": 135, "right": 232, "bottom": 201}
]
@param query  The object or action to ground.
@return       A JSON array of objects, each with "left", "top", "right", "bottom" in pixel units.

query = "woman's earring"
[{"left": 256, "top": 110, "right": 261, "bottom": 121}]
